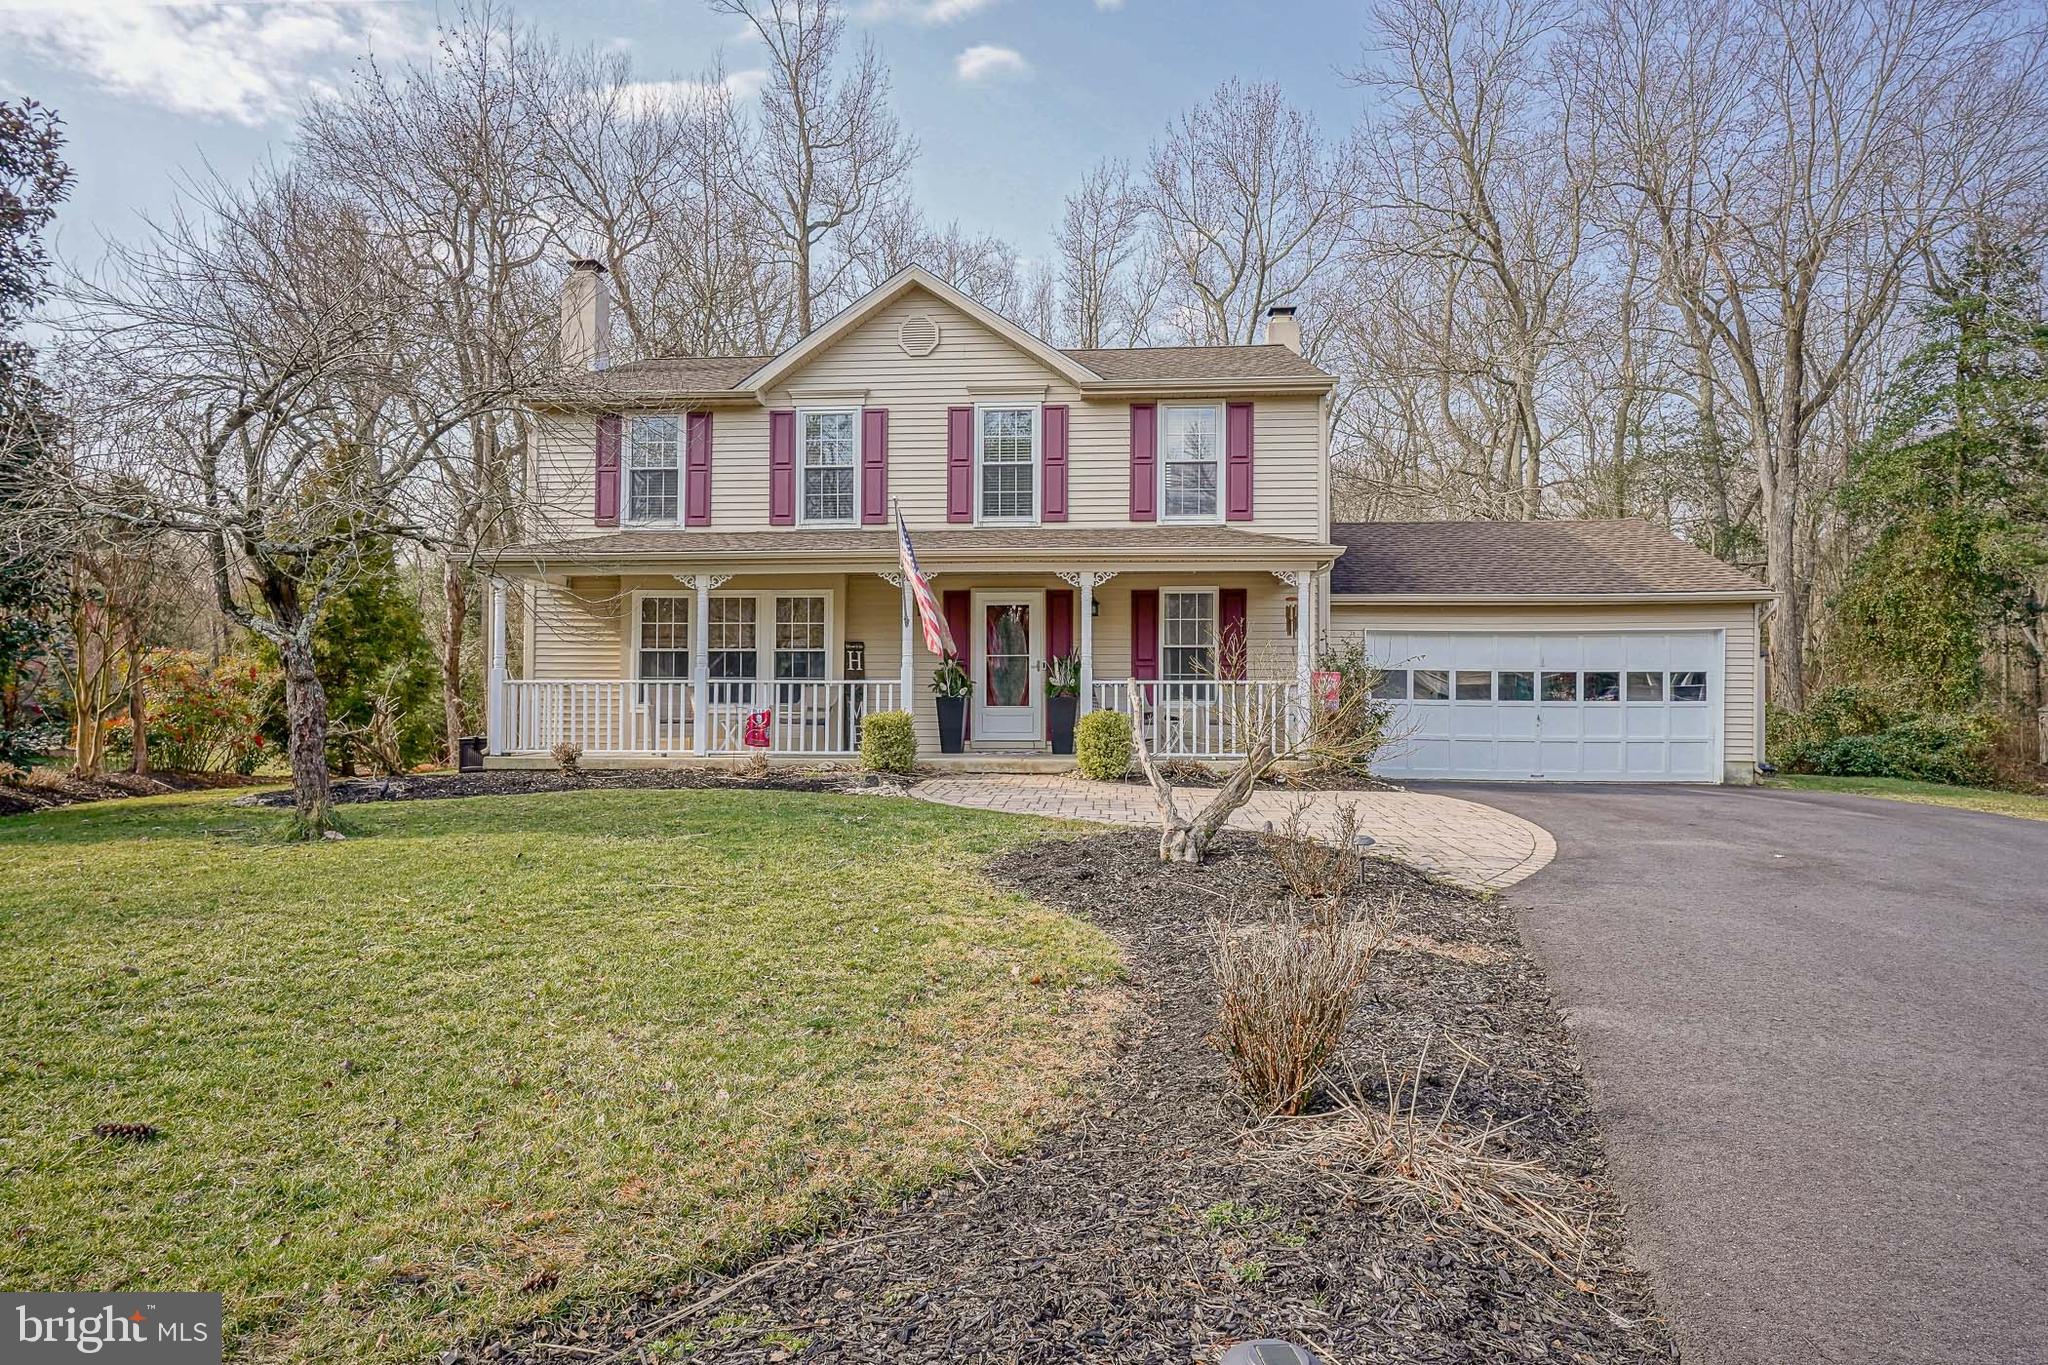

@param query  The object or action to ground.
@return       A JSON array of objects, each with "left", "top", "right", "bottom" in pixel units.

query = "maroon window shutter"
[
  {"left": 1219, "top": 587, "right": 1248, "bottom": 679},
  {"left": 1130, "top": 588, "right": 1160, "bottom": 680},
  {"left": 1042, "top": 404, "right": 1069, "bottom": 522},
  {"left": 1128, "top": 404, "right": 1157, "bottom": 521},
  {"left": 1225, "top": 401, "right": 1255, "bottom": 521},
  {"left": 946, "top": 406, "right": 974, "bottom": 523},
  {"left": 594, "top": 414, "right": 622, "bottom": 526},
  {"left": 768, "top": 410, "right": 795, "bottom": 526},
  {"left": 684, "top": 411, "right": 713, "bottom": 527},
  {"left": 1045, "top": 589, "right": 1074, "bottom": 740},
  {"left": 943, "top": 589, "right": 973, "bottom": 740},
  {"left": 861, "top": 408, "right": 889, "bottom": 524}
]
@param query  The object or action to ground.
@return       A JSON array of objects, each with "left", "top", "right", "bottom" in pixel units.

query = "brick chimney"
[
  {"left": 1264, "top": 304, "right": 1300, "bottom": 354},
  {"left": 560, "top": 258, "right": 611, "bottom": 371}
]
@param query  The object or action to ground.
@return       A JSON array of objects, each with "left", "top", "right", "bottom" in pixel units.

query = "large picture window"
[
  {"left": 1161, "top": 590, "right": 1217, "bottom": 682},
  {"left": 1160, "top": 405, "right": 1221, "bottom": 521},
  {"left": 774, "top": 595, "right": 827, "bottom": 680},
  {"left": 978, "top": 406, "right": 1038, "bottom": 523},
  {"left": 626, "top": 416, "right": 681, "bottom": 523},
  {"left": 636, "top": 597, "right": 689, "bottom": 679},
  {"left": 800, "top": 410, "right": 858, "bottom": 525}
]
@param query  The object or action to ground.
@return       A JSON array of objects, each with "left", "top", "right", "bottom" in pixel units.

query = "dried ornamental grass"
[{"left": 1209, "top": 892, "right": 1397, "bottom": 1115}]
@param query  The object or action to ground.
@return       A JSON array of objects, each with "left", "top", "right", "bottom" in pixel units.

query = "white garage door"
[{"left": 1362, "top": 631, "right": 1723, "bottom": 782}]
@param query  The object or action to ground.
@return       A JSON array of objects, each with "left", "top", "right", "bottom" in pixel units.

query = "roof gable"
[{"left": 742, "top": 265, "right": 1101, "bottom": 392}]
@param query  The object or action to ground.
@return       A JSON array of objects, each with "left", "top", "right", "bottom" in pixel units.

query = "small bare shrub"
[
  {"left": 1258, "top": 798, "right": 1364, "bottom": 900},
  {"left": 550, "top": 742, "right": 582, "bottom": 778},
  {"left": 1210, "top": 893, "right": 1396, "bottom": 1115},
  {"left": 1272, "top": 1040, "right": 1600, "bottom": 1280},
  {"left": 731, "top": 751, "right": 772, "bottom": 783}
]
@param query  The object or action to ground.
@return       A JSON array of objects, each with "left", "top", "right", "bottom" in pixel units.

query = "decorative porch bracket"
[
  {"left": 1056, "top": 571, "right": 1117, "bottom": 715},
  {"left": 675, "top": 574, "right": 732, "bottom": 754}
]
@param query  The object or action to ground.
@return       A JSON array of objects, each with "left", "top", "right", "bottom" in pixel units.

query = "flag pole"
[{"left": 894, "top": 498, "right": 915, "bottom": 704}]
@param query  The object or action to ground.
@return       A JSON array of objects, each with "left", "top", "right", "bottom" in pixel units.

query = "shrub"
[
  {"left": 1770, "top": 683, "right": 2000, "bottom": 787},
  {"left": 1306, "top": 638, "right": 1397, "bottom": 775},
  {"left": 550, "top": 742, "right": 582, "bottom": 777},
  {"left": 858, "top": 710, "right": 917, "bottom": 774},
  {"left": 1211, "top": 894, "right": 1395, "bottom": 1115},
  {"left": 106, "top": 651, "right": 274, "bottom": 773},
  {"left": 1075, "top": 709, "right": 1133, "bottom": 780},
  {"left": 1259, "top": 799, "right": 1365, "bottom": 901}
]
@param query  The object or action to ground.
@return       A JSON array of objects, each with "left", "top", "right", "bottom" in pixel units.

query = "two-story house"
[{"left": 483, "top": 263, "right": 1771, "bottom": 783}]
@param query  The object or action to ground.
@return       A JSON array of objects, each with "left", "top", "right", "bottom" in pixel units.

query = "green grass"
[
  {"left": 0, "top": 789, "right": 1120, "bottom": 1363},
  {"left": 1767, "top": 773, "right": 2048, "bottom": 822}
]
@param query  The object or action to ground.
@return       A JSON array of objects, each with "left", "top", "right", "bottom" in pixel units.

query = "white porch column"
[
  {"left": 691, "top": 573, "right": 712, "bottom": 755},
  {"left": 1077, "top": 573, "right": 1096, "bottom": 716},
  {"left": 486, "top": 577, "right": 508, "bottom": 755},
  {"left": 1294, "top": 568, "right": 1315, "bottom": 700},
  {"left": 899, "top": 574, "right": 916, "bottom": 710}
]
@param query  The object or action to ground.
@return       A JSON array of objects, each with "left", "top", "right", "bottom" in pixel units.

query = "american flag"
[{"left": 896, "top": 502, "right": 957, "bottom": 658}]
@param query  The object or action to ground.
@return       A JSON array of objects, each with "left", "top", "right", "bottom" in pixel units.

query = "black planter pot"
[
  {"left": 935, "top": 695, "right": 968, "bottom": 754},
  {"left": 1048, "top": 694, "right": 1078, "bottom": 755}
]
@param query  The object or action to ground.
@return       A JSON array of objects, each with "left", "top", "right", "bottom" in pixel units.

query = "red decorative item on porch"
[
  {"left": 1313, "top": 671, "right": 1343, "bottom": 712},
  {"left": 743, "top": 708, "right": 774, "bottom": 748}
]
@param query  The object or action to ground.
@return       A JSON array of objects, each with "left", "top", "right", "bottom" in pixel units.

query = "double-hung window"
[
  {"left": 707, "top": 596, "right": 758, "bottom": 704},
  {"left": 774, "top": 595, "right": 827, "bottom": 681},
  {"left": 799, "top": 410, "right": 859, "bottom": 525},
  {"left": 626, "top": 416, "right": 681, "bottom": 523},
  {"left": 977, "top": 405, "right": 1038, "bottom": 523},
  {"left": 1160, "top": 405, "right": 1222, "bottom": 521},
  {"left": 636, "top": 597, "right": 689, "bottom": 679},
  {"left": 1161, "top": 590, "right": 1217, "bottom": 682}
]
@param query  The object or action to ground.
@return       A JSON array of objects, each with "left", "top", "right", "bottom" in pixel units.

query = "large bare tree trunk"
[
  {"left": 441, "top": 557, "right": 467, "bottom": 764},
  {"left": 125, "top": 617, "right": 148, "bottom": 776},
  {"left": 278, "top": 635, "right": 333, "bottom": 833}
]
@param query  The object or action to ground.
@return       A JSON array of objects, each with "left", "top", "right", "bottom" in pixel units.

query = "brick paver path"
[{"left": 912, "top": 774, "right": 1556, "bottom": 891}]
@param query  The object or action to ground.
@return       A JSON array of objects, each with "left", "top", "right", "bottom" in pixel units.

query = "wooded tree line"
[{"left": 3, "top": 0, "right": 2046, "bottom": 829}]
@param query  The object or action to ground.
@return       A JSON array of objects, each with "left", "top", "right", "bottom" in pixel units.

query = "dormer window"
[
  {"left": 800, "top": 409, "right": 859, "bottom": 525},
  {"left": 626, "top": 416, "right": 681, "bottom": 523},
  {"left": 977, "top": 404, "right": 1039, "bottom": 524},
  {"left": 1160, "top": 404, "right": 1222, "bottom": 522}
]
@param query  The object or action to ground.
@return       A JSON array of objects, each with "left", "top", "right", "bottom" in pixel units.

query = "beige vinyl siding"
[
  {"left": 525, "top": 286, "right": 1327, "bottom": 544},
  {"left": 1328, "top": 600, "right": 1762, "bottom": 779},
  {"left": 528, "top": 577, "right": 623, "bottom": 679}
]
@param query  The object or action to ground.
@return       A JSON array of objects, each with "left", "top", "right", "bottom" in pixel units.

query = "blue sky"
[{"left": 0, "top": 0, "right": 1378, "bottom": 270}]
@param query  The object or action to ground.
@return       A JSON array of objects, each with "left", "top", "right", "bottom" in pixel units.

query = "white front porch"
[{"left": 482, "top": 558, "right": 1323, "bottom": 763}]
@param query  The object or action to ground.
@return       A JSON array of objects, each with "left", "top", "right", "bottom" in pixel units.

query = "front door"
[{"left": 972, "top": 591, "right": 1043, "bottom": 743}]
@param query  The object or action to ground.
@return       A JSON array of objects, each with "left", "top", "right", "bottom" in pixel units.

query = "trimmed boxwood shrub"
[
  {"left": 858, "top": 710, "right": 918, "bottom": 774},
  {"left": 1075, "top": 709, "right": 1134, "bottom": 780}
]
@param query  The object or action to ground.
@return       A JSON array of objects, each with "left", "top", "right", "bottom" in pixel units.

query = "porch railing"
[
  {"left": 498, "top": 679, "right": 902, "bottom": 757},
  {"left": 1089, "top": 679, "right": 1304, "bottom": 759}
]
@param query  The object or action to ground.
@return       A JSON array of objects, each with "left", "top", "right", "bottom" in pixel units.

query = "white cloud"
[
  {"left": 616, "top": 68, "right": 770, "bottom": 112},
  {"left": 0, "top": 0, "right": 419, "bottom": 126},
  {"left": 954, "top": 43, "right": 1031, "bottom": 83},
  {"left": 1095, "top": 0, "right": 1126, "bottom": 9},
  {"left": 859, "top": 0, "right": 999, "bottom": 25}
]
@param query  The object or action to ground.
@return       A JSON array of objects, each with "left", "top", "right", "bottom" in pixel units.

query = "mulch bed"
[
  {"left": 0, "top": 769, "right": 267, "bottom": 818},
  {"left": 485, "top": 832, "right": 1674, "bottom": 1365},
  {"left": 235, "top": 767, "right": 875, "bottom": 808}
]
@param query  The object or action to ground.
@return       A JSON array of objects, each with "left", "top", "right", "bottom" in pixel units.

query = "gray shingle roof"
[
  {"left": 1061, "top": 344, "right": 1333, "bottom": 383},
  {"left": 505, "top": 525, "right": 1332, "bottom": 564},
  {"left": 555, "top": 342, "right": 1334, "bottom": 400},
  {"left": 1330, "top": 519, "right": 1768, "bottom": 597}
]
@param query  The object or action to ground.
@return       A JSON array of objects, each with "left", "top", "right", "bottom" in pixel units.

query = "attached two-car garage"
[{"left": 1326, "top": 521, "right": 1771, "bottom": 785}]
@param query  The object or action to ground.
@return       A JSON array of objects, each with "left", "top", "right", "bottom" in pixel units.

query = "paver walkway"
[{"left": 912, "top": 774, "right": 1555, "bottom": 890}]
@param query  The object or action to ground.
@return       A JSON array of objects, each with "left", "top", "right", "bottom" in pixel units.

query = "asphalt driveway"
[{"left": 1426, "top": 783, "right": 2048, "bottom": 1365}]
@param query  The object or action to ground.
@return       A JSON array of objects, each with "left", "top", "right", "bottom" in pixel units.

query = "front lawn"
[
  {"left": 1767, "top": 773, "right": 2048, "bottom": 823},
  {"left": 0, "top": 789, "right": 1119, "bottom": 1363}
]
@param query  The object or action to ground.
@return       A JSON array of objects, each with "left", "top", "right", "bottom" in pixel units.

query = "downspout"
[{"left": 1755, "top": 598, "right": 1778, "bottom": 778}]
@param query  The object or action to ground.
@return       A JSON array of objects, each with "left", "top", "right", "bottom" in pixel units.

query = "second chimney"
[
  {"left": 1264, "top": 304, "right": 1300, "bottom": 354},
  {"left": 560, "top": 258, "right": 611, "bottom": 372}
]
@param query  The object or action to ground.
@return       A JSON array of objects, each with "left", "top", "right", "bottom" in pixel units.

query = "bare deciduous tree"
[{"left": 711, "top": 0, "right": 916, "bottom": 336}]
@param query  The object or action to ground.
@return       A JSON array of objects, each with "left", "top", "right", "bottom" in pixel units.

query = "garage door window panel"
[
  {"left": 1585, "top": 672, "right": 1621, "bottom": 702},
  {"left": 1541, "top": 672, "right": 1578, "bottom": 702},
  {"left": 1671, "top": 671, "right": 1708, "bottom": 702},
  {"left": 1372, "top": 669, "right": 1409, "bottom": 700},
  {"left": 1497, "top": 671, "right": 1534, "bottom": 702},
  {"left": 1414, "top": 669, "right": 1449, "bottom": 701},
  {"left": 1455, "top": 670, "right": 1493, "bottom": 701},
  {"left": 1627, "top": 671, "right": 1665, "bottom": 701}
]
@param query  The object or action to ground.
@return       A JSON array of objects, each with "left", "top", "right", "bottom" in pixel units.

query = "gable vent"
[{"left": 898, "top": 313, "right": 941, "bottom": 357}]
